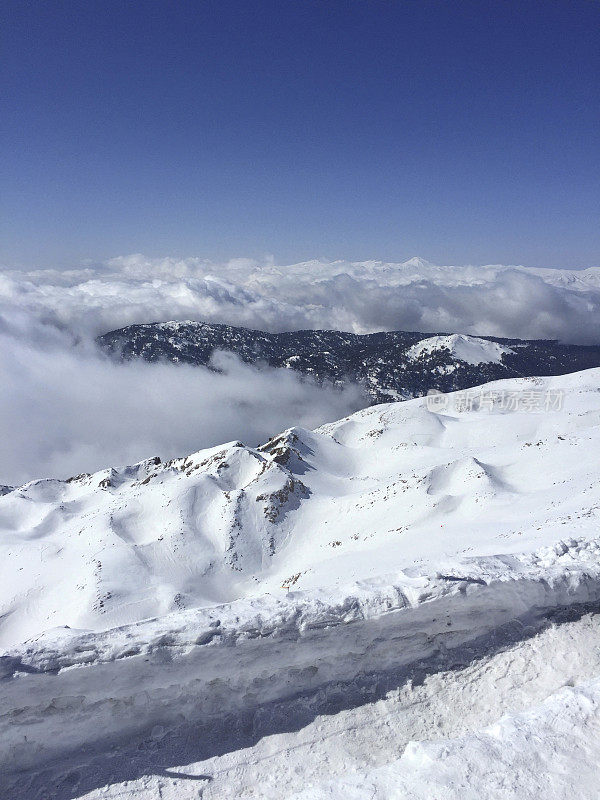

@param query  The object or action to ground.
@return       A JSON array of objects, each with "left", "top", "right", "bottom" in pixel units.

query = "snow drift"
[{"left": 2, "top": 537, "right": 600, "bottom": 774}]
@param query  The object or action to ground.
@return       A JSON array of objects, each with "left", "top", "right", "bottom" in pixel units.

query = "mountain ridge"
[
  {"left": 3, "top": 367, "right": 600, "bottom": 649},
  {"left": 98, "top": 320, "right": 600, "bottom": 403}
]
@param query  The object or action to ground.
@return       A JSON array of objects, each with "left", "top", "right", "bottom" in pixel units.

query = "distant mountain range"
[{"left": 98, "top": 321, "right": 600, "bottom": 403}]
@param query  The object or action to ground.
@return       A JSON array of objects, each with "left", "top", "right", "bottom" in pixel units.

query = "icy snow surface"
[{"left": 2, "top": 368, "right": 600, "bottom": 797}]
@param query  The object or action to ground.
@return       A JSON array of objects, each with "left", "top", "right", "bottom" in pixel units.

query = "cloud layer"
[
  {"left": 0, "top": 314, "right": 364, "bottom": 486},
  {"left": 3, "top": 255, "right": 600, "bottom": 343},
  {"left": 2, "top": 254, "right": 599, "bottom": 485}
]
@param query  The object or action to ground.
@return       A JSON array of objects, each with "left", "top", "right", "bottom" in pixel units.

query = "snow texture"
[{"left": 290, "top": 678, "right": 600, "bottom": 800}]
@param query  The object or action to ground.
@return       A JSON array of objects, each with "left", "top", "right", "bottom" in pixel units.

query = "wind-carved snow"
[
  {"left": 407, "top": 333, "right": 514, "bottom": 365},
  {"left": 0, "top": 438, "right": 314, "bottom": 646},
  {"left": 2, "top": 368, "right": 600, "bottom": 795}
]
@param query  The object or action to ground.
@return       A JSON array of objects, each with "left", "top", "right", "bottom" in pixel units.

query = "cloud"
[
  {"left": 2, "top": 253, "right": 599, "bottom": 484},
  {"left": 2, "top": 255, "right": 600, "bottom": 343},
  {"left": 0, "top": 313, "right": 364, "bottom": 486}
]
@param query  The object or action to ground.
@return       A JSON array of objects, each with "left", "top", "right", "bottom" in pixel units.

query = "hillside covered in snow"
[{"left": 2, "top": 368, "right": 600, "bottom": 798}]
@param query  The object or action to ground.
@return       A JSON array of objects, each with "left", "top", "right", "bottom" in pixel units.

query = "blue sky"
[{"left": 2, "top": 0, "right": 599, "bottom": 269}]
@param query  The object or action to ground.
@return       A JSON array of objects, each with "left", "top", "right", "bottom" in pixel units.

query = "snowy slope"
[
  {"left": 3, "top": 368, "right": 600, "bottom": 795},
  {"left": 406, "top": 333, "right": 513, "bottom": 364},
  {"left": 290, "top": 679, "right": 600, "bottom": 800},
  {"left": 2, "top": 368, "right": 600, "bottom": 648}
]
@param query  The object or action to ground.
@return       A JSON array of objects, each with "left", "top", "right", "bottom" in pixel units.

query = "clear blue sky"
[{"left": 2, "top": 0, "right": 599, "bottom": 268}]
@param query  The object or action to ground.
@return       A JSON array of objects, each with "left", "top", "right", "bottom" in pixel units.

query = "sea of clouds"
[
  {"left": 3, "top": 254, "right": 600, "bottom": 340},
  {"left": 0, "top": 309, "right": 364, "bottom": 486},
  {"left": 2, "top": 255, "right": 599, "bottom": 485}
]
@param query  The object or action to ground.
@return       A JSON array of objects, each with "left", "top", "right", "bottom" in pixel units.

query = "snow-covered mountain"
[
  {"left": 3, "top": 368, "right": 600, "bottom": 798},
  {"left": 406, "top": 332, "right": 513, "bottom": 364},
  {"left": 98, "top": 321, "right": 600, "bottom": 403},
  {"left": 3, "top": 368, "right": 600, "bottom": 650}
]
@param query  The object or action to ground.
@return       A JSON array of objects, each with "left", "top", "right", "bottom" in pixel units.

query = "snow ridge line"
[{"left": 1, "top": 537, "right": 600, "bottom": 772}]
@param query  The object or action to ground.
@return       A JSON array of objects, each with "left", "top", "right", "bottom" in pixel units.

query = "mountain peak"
[{"left": 400, "top": 256, "right": 434, "bottom": 269}]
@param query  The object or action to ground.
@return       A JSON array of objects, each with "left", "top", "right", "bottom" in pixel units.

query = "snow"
[
  {"left": 2, "top": 368, "right": 600, "bottom": 796},
  {"left": 5, "top": 587, "right": 600, "bottom": 799},
  {"left": 407, "top": 333, "right": 514, "bottom": 364},
  {"left": 2, "top": 369, "right": 600, "bottom": 648},
  {"left": 290, "top": 678, "right": 600, "bottom": 800}
]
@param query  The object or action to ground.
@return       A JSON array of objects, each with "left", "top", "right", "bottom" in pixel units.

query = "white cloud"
[
  {"left": 2, "top": 254, "right": 599, "bottom": 484},
  {"left": 0, "top": 313, "right": 364, "bottom": 486},
  {"left": 3, "top": 255, "right": 599, "bottom": 342}
]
